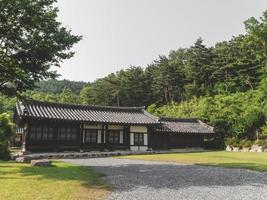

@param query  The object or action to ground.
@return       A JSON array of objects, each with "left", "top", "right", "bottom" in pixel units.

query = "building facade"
[{"left": 14, "top": 101, "right": 214, "bottom": 152}]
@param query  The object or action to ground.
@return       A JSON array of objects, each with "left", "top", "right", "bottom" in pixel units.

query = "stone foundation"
[
  {"left": 225, "top": 145, "right": 266, "bottom": 153},
  {"left": 13, "top": 148, "right": 207, "bottom": 163}
]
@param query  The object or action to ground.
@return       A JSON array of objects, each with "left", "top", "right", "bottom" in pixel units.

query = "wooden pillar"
[
  {"left": 105, "top": 124, "right": 109, "bottom": 149},
  {"left": 124, "top": 125, "right": 130, "bottom": 148},
  {"left": 101, "top": 124, "right": 105, "bottom": 147},
  {"left": 54, "top": 123, "right": 58, "bottom": 151},
  {"left": 79, "top": 123, "right": 83, "bottom": 150},
  {"left": 23, "top": 123, "right": 28, "bottom": 152}
]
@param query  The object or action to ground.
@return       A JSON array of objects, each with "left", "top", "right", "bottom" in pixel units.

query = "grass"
[
  {"left": 0, "top": 161, "right": 109, "bottom": 200},
  {"left": 121, "top": 151, "right": 267, "bottom": 172}
]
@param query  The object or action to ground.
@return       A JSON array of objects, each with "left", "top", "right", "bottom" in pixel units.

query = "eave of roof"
[
  {"left": 156, "top": 117, "right": 214, "bottom": 134},
  {"left": 16, "top": 100, "right": 159, "bottom": 125}
]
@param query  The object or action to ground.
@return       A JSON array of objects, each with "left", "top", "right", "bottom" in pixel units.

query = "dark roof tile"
[
  {"left": 156, "top": 117, "right": 214, "bottom": 134},
  {"left": 16, "top": 100, "right": 159, "bottom": 125}
]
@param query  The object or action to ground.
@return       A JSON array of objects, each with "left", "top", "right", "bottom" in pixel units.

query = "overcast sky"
[{"left": 55, "top": 0, "right": 267, "bottom": 82}]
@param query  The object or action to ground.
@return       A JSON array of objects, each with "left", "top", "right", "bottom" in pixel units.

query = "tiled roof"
[
  {"left": 15, "top": 101, "right": 159, "bottom": 125},
  {"left": 156, "top": 118, "right": 214, "bottom": 134}
]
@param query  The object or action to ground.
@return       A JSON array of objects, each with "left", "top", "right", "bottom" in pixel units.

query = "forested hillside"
[
  {"left": 1, "top": 10, "right": 267, "bottom": 146},
  {"left": 35, "top": 79, "right": 88, "bottom": 95}
]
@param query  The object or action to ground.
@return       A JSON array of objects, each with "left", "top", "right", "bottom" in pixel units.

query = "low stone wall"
[
  {"left": 226, "top": 145, "right": 267, "bottom": 153},
  {"left": 14, "top": 148, "right": 206, "bottom": 163}
]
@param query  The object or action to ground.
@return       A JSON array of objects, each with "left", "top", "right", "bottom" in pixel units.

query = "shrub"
[
  {"left": 0, "top": 113, "right": 15, "bottom": 160},
  {"left": 0, "top": 142, "right": 10, "bottom": 160},
  {"left": 239, "top": 139, "right": 252, "bottom": 149},
  {"left": 204, "top": 137, "right": 225, "bottom": 150},
  {"left": 255, "top": 139, "right": 267, "bottom": 149},
  {"left": 225, "top": 138, "right": 239, "bottom": 147}
]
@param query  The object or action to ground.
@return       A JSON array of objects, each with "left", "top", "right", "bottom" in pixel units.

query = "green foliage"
[
  {"left": 255, "top": 140, "right": 267, "bottom": 149},
  {"left": 204, "top": 137, "right": 225, "bottom": 150},
  {"left": 0, "top": 142, "right": 10, "bottom": 160},
  {"left": 0, "top": 95, "right": 17, "bottom": 114},
  {"left": 0, "top": 113, "right": 15, "bottom": 159},
  {"left": 0, "top": 0, "right": 81, "bottom": 96},
  {"left": 225, "top": 138, "right": 239, "bottom": 147},
  {"left": 239, "top": 139, "right": 253, "bottom": 148},
  {"left": 59, "top": 87, "right": 79, "bottom": 104},
  {"left": 35, "top": 79, "right": 87, "bottom": 95},
  {"left": 149, "top": 87, "right": 267, "bottom": 141},
  {"left": 260, "top": 124, "right": 267, "bottom": 135},
  {"left": 79, "top": 85, "right": 94, "bottom": 105}
]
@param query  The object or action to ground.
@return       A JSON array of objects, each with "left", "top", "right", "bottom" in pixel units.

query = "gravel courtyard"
[{"left": 65, "top": 158, "right": 267, "bottom": 200}]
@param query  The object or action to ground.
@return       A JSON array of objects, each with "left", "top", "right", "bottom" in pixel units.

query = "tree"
[
  {"left": 0, "top": 0, "right": 81, "bottom": 96},
  {"left": 79, "top": 85, "right": 94, "bottom": 105},
  {"left": 0, "top": 113, "right": 14, "bottom": 159},
  {"left": 183, "top": 38, "right": 214, "bottom": 98},
  {"left": 244, "top": 11, "right": 267, "bottom": 75},
  {"left": 59, "top": 87, "right": 78, "bottom": 104},
  {"left": 212, "top": 36, "right": 262, "bottom": 93},
  {"left": 35, "top": 79, "right": 87, "bottom": 95},
  {"left": 116, "top": 67, "right": 150, "bottom": 106}
]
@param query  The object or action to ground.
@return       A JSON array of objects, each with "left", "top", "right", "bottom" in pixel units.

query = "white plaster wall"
[
  {"left": 108, "top": 125, "right": 123, "bottom": 130},
  {"left": 144, "top": 133, "right": 148, "bottom": 145},
  {"left": 130, "top": 125, "right": 147, "bottom": 133},
  {"left": 83, "top": 124, "right": 102, "bottom": 129},
  {"left": 130, "top": 133, "right": 134, "bottom": 145},
  {"left": 130, "top": 146, "right": 148, "bottom": 151},
  {"left": 97, "top": 130, "right": 102, "bottom": 143},
  {"left": 120, "top": 130, "right": 123, "bottom": 144}
]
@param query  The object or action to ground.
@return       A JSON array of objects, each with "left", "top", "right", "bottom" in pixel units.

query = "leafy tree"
[
  {"left": 0, "top": 0, "right": 81, "bottom": 96},
  {"left": 79, "top": 85, "right": 94, "bottom": 105},
  {"left": 23, "top": 90, "right": 59, "bottom": 102},
  {"left": 183, "top": 38, "right": 214, "bottom": 98},
  {"left": 146, "top": 54, "right": 185, "bottom": 104},
  {"left": 35, "top": 79, "right": 87, "bottom": 95},
  {"left": 116, "top": 67, "right": 150, "bottom": 106},
  {"left": 244, "top": 11, "right": 267, "bottom": 75},
  {"left": 0, "top": 113, "right": 14, "bottom": 159},
  {"left": 59, "top": 87, "right": 79, "bottom": 104}
]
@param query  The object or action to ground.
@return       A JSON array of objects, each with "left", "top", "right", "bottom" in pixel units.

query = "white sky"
[{"left": 55, "top": 0, "right": 267, "bottom": 82}]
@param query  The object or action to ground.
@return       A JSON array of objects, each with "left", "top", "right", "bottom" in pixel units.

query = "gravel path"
[{"left": 64, "top": 158, "right": 267, "bottom": 200}]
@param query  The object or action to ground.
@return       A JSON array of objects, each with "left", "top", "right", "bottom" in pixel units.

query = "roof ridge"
[
  {"left": 159, "top": 117, "right": 199, "bottom": 122},
  {"left": 21, "top": 100, "right": 145, "bottom": 112},
  {"left": 143, "top": 109, "right": 159, "bottom": 121}
]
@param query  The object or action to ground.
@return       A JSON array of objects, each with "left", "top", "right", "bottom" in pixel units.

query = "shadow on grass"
[{"left": 19, "top": 161, "right": 109, "bottom": 190}]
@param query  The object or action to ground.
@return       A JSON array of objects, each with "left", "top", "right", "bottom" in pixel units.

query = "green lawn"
[
  {"left": 0, "top": 161, "right": 109, "bottom": 200},
  {"left": 121, "top": 151, "right": 267, "bottom": 172}
]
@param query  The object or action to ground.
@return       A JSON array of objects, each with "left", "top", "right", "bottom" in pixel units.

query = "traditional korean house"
[{"left": 14, "top": 100, "right": 214, "bottom": 152}]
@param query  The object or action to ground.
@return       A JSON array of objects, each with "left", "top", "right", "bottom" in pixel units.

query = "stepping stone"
[{"left": 31, "top": 159, "right": 52, "bottom": 167}]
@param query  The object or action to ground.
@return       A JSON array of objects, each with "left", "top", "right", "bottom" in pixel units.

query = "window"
[
  {"left": 134, "top": 133, "right": 144, "bottom": 145},
  {"left": 42, "top": 127, "right": 49, "bottom": 141},
  {"left": 108, "top": 130, "right": 120, "bottom": 144},
  {"left": 36, "top": 127, "right": 42, "bottom": 140},
  {"left": 84, "top": 129, "right": 97, "bottom": 143},
  {"left": 66, "top": 128, "right": 72, "bottom": 141},
  {"left": 48, "top": 127, "right": 54, "bottom": 140},
  {"left": 29, "top": 125, "right": 54, "bottom": 141},
  {"left": 57, "top": 127, "right": 78, "bottom": 142}
]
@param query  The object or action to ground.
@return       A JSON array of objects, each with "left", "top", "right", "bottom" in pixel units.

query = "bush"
[
  {"left": 0, "top": 113, "right": 15, "bottom": 160},
  {"left": 204, "top": 137, "right": 225, "bottom": 150},
  {"left": 0, "top": 142, "right": 10, "bottom": 160},
  {"left": 239, "top": 139, "right": 252, "bottom": 149},
  {"left": 225, "top": 138, "right": 239, "bottom": 147},
  {"left": 255, "top": 139, "right": 267, "bottom": 149}
]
